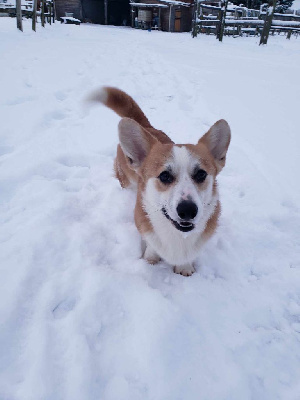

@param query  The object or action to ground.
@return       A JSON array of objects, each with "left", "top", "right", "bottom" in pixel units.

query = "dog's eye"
[
  {"left": 158, "top": 171, "right": 174, "bottom": 184},
  {"left": 193, "top": 169, "right": 207, "bottom": 183}
]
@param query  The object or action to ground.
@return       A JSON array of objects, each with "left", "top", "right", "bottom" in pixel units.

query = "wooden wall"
[
  {"left": 55, "top": 0, "right": 83, "bottom": 20},
  {"left": 161, "top": 6, "right": 193, "bottom": 32},
  {"left": 161, "top": 7, "right": 171, "bottom": 31},
  {"left": 179, "top": 6, "right": 193, "bottom": 32}
]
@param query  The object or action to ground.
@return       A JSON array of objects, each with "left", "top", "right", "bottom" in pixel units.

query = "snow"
[
  {"left": 292, "top": 0, "right": 300, "bottom": 10},
  {"left": 60, "top": 17, "right": 81, "bottom": 23},
  {"left": 200, "top": 3, "right": 221, "bottom": 10},
  {"left": 157, "top": 0, "right": 191, "bottom": 6},
  {"left": 1, "top": 18, "right": 300, "bottom": 400},
  {"left": 223, "top": 18, "right": 300, "bottom": 26},
  {"left": 130, "top": 2, "right": 169, "bottom": 8}
]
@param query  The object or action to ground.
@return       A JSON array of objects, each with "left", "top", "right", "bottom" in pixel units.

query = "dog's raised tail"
[{"left": 87, "top": 87, "right": 152, "bottom": 130}]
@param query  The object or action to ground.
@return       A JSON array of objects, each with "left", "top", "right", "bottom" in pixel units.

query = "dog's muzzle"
[{"left": 162, "top": 207, "right": 195, "bottom": 233}]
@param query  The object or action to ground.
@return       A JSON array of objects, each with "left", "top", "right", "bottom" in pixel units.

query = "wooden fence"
[{"left": 192, "top": 2, "right": 300, "bottom": 40}]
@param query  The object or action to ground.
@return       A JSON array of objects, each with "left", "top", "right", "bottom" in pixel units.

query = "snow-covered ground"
[{"left": 1, "top": 18, "right": 300, "bottom": 400}]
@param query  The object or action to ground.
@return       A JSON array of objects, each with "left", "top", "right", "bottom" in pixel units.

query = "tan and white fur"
[{"left": 88, "top": 87, "right": 231, "bottom": 276}]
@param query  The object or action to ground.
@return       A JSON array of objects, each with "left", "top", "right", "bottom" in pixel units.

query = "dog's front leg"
[
  {"left": 143, "top": 243, "right": 161, "bottom": 265},
  {"left": 174, "top": 264, "right": 195, "bottom": 277}
]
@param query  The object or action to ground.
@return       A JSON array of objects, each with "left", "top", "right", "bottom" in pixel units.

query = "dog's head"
[{"left": 118, "top": 118, "right": 231, "bottom": 233}]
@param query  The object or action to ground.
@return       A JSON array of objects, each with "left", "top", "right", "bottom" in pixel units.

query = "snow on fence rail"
[{"left": 192, "top": 0, "right": 300, "bottom": 41}]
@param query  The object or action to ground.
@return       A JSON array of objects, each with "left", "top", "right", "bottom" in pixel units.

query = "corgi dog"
[{"left": 89, "top": 87, "right": 231, "bottom": 276}]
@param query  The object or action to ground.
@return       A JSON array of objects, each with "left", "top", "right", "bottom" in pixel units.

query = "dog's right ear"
[{"left": 118, "top": 118, "right": 157, "bottom": 169}]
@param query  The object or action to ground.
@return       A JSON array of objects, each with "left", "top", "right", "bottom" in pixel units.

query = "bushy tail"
[{"left": 87, "top": 87, "right": 152, "bottom": 129}]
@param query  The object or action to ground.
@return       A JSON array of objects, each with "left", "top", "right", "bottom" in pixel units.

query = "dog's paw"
[
  {"left": 174, "top": 264, "right": 195, "bottom": 277},
  {"left": 143, "top": 244, "right": 161, "bottom": 265},
  {"left": 145, "top": 256, "right": 161, "bottom": 265}
]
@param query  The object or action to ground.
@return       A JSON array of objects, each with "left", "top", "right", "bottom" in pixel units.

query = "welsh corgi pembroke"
[{"left": 89, "top": 87, "right": 231, "bottom": 276}]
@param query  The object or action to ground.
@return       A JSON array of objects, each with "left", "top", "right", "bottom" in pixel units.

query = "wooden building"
[
  {"left": 130, "top": 0, "right": 193, "bottom": 32},
  {"left": 54, "top": 0, "right": 193, "bottom": 31},
  {"left": 81, "top": 0, "right": 130, "bottom": 25},
  {"left": 55, "top": 0, "right": 130, "bottom": 25}
]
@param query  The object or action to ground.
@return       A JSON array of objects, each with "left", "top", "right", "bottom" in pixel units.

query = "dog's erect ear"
[
  {"left": 199, "top": 119, "right": 231, "bottom": 173},
  {"left": 118, "top": 118, "right": 157, "bottom": 169}
]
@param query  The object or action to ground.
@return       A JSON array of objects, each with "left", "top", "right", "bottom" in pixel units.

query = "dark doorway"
[
  {"left": 108, "top": 0, "right": 130, "bottom": 25},
  {"left": 82, "top": 0, "right": 104, "bottom": 24},
  {"left": 81, "top": 0, "right": 130, "bottom": 25}
]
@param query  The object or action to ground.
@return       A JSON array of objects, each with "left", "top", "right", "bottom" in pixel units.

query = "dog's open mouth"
[{"left": 162, "top": 208, "right": 194, "bottom": 233}]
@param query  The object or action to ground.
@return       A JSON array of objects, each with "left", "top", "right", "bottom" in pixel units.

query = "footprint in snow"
[
  {"left": 281, "top": 200, "right": 299, "bottom": 213},
  {"left": 54, "top": 91, "right": 68, "bottom": 101},
  {"left": 0, "top": 145, "right": 14, "bottom": 157},
  {"left": 52, "top": 297, "right": 77, "bottom": 319},
  {"left": 57, "top": 154, "right": 90, "bottom": 168},
  {"left": 47, "top": 110, "right": 67, "bottom": 121},
  {"left": 5, "top": 95, "right": 36, "bottom": 106}
]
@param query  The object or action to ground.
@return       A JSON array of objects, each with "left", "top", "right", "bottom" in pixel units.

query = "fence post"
[
  {"left": 169, "top": 5, "right": 173, "bottom": 32},
  {"left": 217, "top": 0, "right": 229, "bottom": 42},
  {"left": 104, "top": 0, "right": 108, "bottom": 24},
  {"left": 32, "top": 0, "right": 37, "bottom": 31},
  {"left": 16, "top": 0, "right": 23, "bottom": 31},
  {"left": 52, "top": 0, "right": 56, "bottom": 23},
  {"left": 41, "top": 0, "right": 45, "bottom": 27},
  {"left": 259, "top": 0, "right": 276, "bottom": 45},
  {"left": 192, "top": 0, "right": 198, "bottom": 37},
  {"left": 48, "top": 1, "right": 52, "bottom": 24}
]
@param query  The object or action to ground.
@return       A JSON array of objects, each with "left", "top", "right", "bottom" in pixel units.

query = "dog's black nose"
[{"left": 176, "top": 201, "right": 198, "bottom": 220}]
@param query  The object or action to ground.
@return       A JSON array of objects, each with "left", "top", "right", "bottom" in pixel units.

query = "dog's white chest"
[{"left": 144, "top": 216, "right": 204, "bottom": 266}]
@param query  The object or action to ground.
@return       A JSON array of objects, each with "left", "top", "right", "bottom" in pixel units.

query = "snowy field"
[{"left": 1, "top": 18, "right": 300, "bottom": 400}]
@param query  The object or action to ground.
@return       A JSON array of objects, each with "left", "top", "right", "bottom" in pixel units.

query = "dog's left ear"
[{"left": 199, "top": 119, "right": 231, "bottom": 173}]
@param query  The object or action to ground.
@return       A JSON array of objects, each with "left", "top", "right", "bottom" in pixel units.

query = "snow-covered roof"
[
  {"left": 130, "top": 0, "right": 191, "bottom": 7},
  {"left": 158, "top": 0, "right": 191, "bottom": 6},
  {"left": 130, "top": 2, "right": 168, "bottom": 7},
  {"left": 199, "top": 3, "right": 221, "bottom": 10}
]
